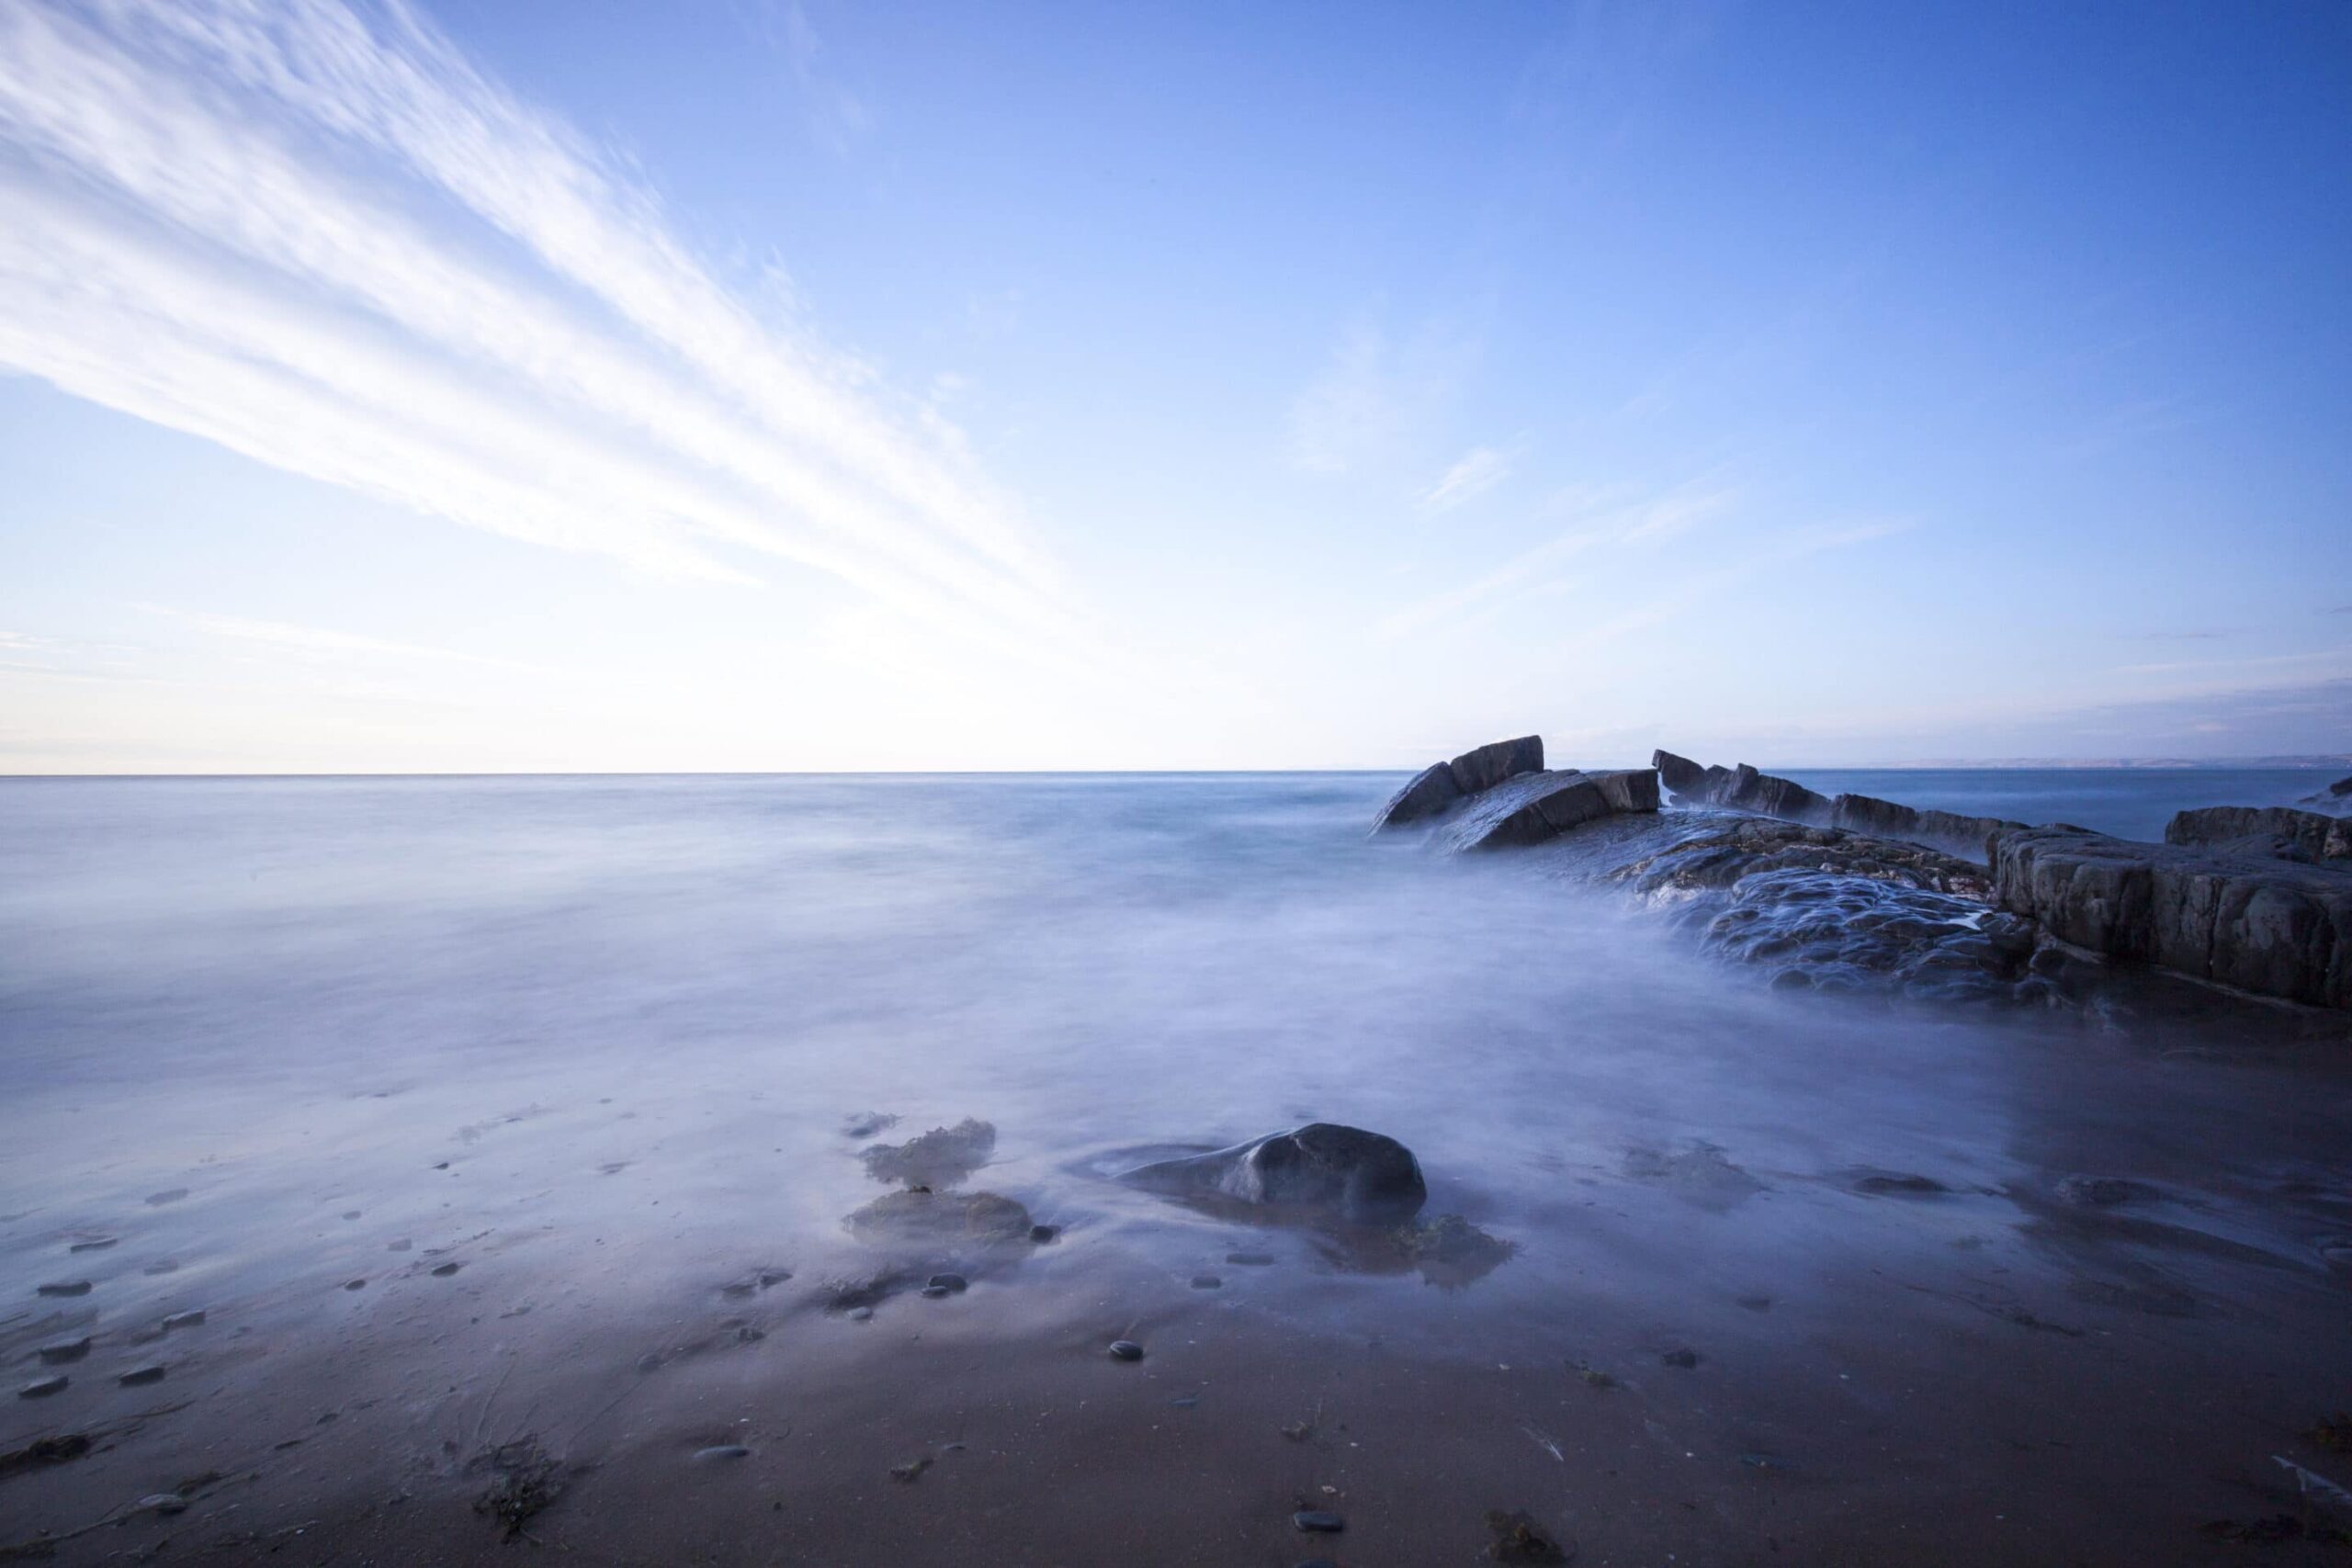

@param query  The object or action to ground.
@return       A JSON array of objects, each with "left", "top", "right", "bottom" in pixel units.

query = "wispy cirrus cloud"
[
  {"left": 1417, "top": 446, "right": 1510, "bottom": 513},
  {"left": 0, "top": 0, "right": 1065, "bottom": 634}
]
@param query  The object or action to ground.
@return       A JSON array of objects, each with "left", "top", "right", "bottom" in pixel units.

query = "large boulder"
[
  {"left": 1989, "top": 827, "right": 2352, "bottom": 1009},
  {"left": 1718, "top": 764, "right": 1834, "bottom": 826},
  {"left": 1118, "top": 1123, "right": 1428, "bottom": 1224},
  {"left": 1444, "top": 768, "right": 1659, "bottom": 851},
  {"left": 2166, "top": 806, "right": 2352, "bottom": 863},
  {"left": 1374, "top": 736, "right": 1544, "bottom": 829}
]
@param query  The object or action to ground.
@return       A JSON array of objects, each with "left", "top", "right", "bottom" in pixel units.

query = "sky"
[{"left": 1, "top": 0, "right": 2347, "bottom": 773}]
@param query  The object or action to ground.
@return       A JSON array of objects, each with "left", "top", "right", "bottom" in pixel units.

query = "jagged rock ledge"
[{"left": 1376, "top": 735, "right": 2352, "bottom": 1016}]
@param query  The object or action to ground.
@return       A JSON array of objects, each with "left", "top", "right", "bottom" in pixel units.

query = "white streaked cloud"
[
  {"left": 0, "top": 0, "right": 1067, "bottom": 633},
  {"left": 1417, "top": 446, "right": 1510, "bottom": 513}
]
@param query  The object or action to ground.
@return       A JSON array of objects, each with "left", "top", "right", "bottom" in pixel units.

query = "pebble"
[
  {"left": 119, "top": 1364, "right": 167, "bottom": 1386},
  {"left": 68, "top": 1237, "right": 119, "bottom": 1253},
  {"left": 926, "top": 1273, "right": 967, "bottom": 1293},
  {"left": 431, "top": 1262, "right": 462, "bottom": 1277},
  {"left": 39, "top": 1338, "right": 92, "bottom": 1364},
  {"left": 847, "top": 1306, "right": 874, "bottom": 1322},
  {"left": 136, "top": 1494, "right": 187, "bottom": 1516},
  {"left": 162, "top": 1310, "right": 206, "bottom": 1330},
  {"left": 18, "top": 1376, "right": 69, "bottom": 1398},
  {"left": 344, "top": 1279, "right": 368, "bottom": 1291},
  {"left": 1107, "top": 1339, "right": 1145, "bottom": 1362},
  {"left": 693, "top": 1444, "right": 752, "bottom": 1462},
  {"left": 1191, "top": 1274, "right": 1222, "bottom": 1290},
  {"left": 634, "top": 1352, "right": 663, "bottom": 1373},
  {"left": 36, "top": 1281, "right": 93, "bottom": 1297},
  {"left": 1661, "top": 1348, "right": 1701, "bottom": 1369},
  {"left": 146, "top": 1190, "right": 190, "bottom": 1206},
  {"left": 1226, "top": 1251, "right": 1276, "bottom": 1267},
  {"left": 1029, "top": 1224, "right": 1059, "bottom": 1244},
  {"left": 1293, "top": 1509, "right": 1345, "bottom": 1533},
  {"left": 388, "top": 1239, "right": 412, "bottom": 1252}
]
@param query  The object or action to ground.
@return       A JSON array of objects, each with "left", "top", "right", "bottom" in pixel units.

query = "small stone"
[
  {"left": 890, "top": 1455, "right": 933, "bottom": 1483},
  {"left": 921, "top": 1283, "right": 950, "bottom": 1298},
  {"left": 1661, "top": 1348, "right": 1700, "bottom": 1369},
  {"left": 344, "top": 1279, "right": 367, "bottom": 1291},
  {"left": 1190, "top": 1274, "right": 1222, "bottom": 1290},
  {"left": 431, "top": 1262, "right": 462, "bottom": 1277},
  {"left": 1293, "top": 1509, "right": 1345, "bottom": 1533},
  {"left": 926, "top": 1273, "right": 967, "bottom": 1293},
  {"left": 634, "top": 1352, "right": 663, "bottom": 1373},
  {"left": 119, "top": 1364, "right": 167, "bottom": 1386},
  {"left": 68, "top": 1237, "right": 119, "bottom": 1253},
  {"left": 39, "top": 1337, "right": 92, "bottom": 1364},
  {"left": 847, "top": 1306, "right": 874, "bottom": 1322},
  {"left": 1107, "top": 1339, "right": 1144, "bottom": 1362},
  {"left": 137, "top": 1494, "right": 187, "bottom": 1515},
  {"left": 146, "top": 1190, "right": 190, "bottom": 1206},
  {"left": 1029, "top": 1224, "right": 1059, "bottom": 1243},
  {"left": 162, "top": 1310, "right": 206, "bottom": 1330},
  {"left": 1226, "top": 1251, "right": 1276, "bottom": 1267},
  {"left": 341, "top": 1210, "right": 362, "bottom": 1220},
  {"left": 18, "top": 1375, "right": 69, "bottom": 1398},
  {"left": 693, "top": 1444, "right": 752, "bottom": 1462},
  {"left": 387, "top": 1239, "right": 412, "bottom": 1252},
  {"left": 36, "top": 1281, "right": 92, "bottom": 1297}
]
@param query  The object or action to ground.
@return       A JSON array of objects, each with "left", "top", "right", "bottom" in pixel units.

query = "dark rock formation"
[
  {"left": 1374, "top": 736, "right": 1544, "bottom": 828},
  {"left": 1651, "top": 749, "right": 2019, "bottom": 861},
  {"left": 2166, "top": 806, "right": 2352, "bottom": 863},
  {"left": 1989, "top": 827, "right": 2352, "bottom": 1009},
  {"left": 1830, "top": 793, "right": 2025, "bottom": 861},
  {"left": 1444, "top": 768, "right": 1659, "bottom": 852},
  {"left": 1117, "top": 1122, "right": 1428, "bottom": 1224}
]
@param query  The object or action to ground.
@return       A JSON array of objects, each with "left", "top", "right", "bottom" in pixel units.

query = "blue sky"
[{"left": 1, "top": 0, "right": 2346, "bottom": 771}]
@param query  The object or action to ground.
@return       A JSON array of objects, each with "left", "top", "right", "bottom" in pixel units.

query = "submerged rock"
[
  {"left": 860, "top": 1119, "right": 996, "bottom": 1189},
  {"left": 1444, "top": 768, "right": 1660, "bottom": 852},
  {"left": 844, "top": 1188, "right": 1035, "bottom": 1246},
  {"left": 1374, "top": 736, "right": 1545, "bottom": 829},
  {"left": 1118, "top": 1123, "right": 1428, "bottom": 1224}
]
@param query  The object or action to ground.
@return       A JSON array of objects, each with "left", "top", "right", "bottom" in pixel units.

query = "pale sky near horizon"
[{"left": 2, "top": 0, "right": 2347, "bottom": 773}]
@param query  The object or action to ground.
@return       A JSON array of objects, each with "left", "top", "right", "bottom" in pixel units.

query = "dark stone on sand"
[
  {"left": 890, "top": 1455, "right": 933, "bottom": 1483},
  {"left": 136, "top": 1493, "right": 188, "bottom": 1516},
  {"left": 842, "top": 1111, "right": 899, "bottom": 1140},
  {"left": 1191, "top": 1273, "right": 1222, "bottom": 1289},
  {"left": 161, "top": 1310, "right": 205, "bottom": 1330},
  {"left": 1029, "top": 1224, "right": 1058, "bottom": 1243},
  {"left": 1107, "top": 1339, "right": 1144, "bottom": 1361},
  {"left": 846, "top": 1189, "right": 1035, "bottom": 1246},
  {"left": 926, "top": 1273, "right": 968, "bottom": 1293},
  {"left": 1443, "top": 768, "right": 1659, "bottom": 852},
  {"left": 345, "top": 1279, "right": 367, "bottom": 1291},
  {"left": 1660, "top": 1348, "right": 1700, "bottom": 1369},
  {"left": 1851, "top": 1171, "right": 1950, "bottom": 1196},
  {"left": 18, "top": 1376, "right": 68, "bottom": 1398},
  {"left": 39, "top": 1337, "right": 92, "bottom": 1364},
  {"left": 1988, "top": 825, "right": 2352, "bottom": 1009},
  {"left": 693, "top": 1444, "right": 752, "bottom": 1462},
  {"left": 36, "top": 1280, "right": 92, "bottom": 1297},
  {"left": 68, "top": 1237, "right": 118, "bottom": 1252},
  {"left": 1118, "top": 1122, "right": 1428, "bottom": 1224},
  {"left": 1487, "top": 1508, "right": 1573, "bottom": 1562},
  {"left": 2165, "top": 805, "right": 2352, "bottom": 863},
  {"left": 1293, "top": 1509, "right": 1345, "bottom": 1533},
  {"left": 432, "top": 1262, "right": 463, "bottom": 1276},
  {"left": 1227, "top": 1250, "right": 1276, "bottom": 1266},
  {"left": 146, "top": 1189, "right": 189, "bottom": 1205},
  {"left": 119, "top": 1364, "right": 166, "bottom": 1386},
  {"left": 861, "top": 1118, "right": 997, "bottom": 1189}
]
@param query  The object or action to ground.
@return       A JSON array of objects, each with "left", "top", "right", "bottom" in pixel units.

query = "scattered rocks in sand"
[
  {"left": 1849, "top": 1170, "right": 1951, "bottom": 1196},
  {"left": 145, "top": 1189, "right": 189, "bottom": 1206},
  {"left": 17, "top": 1376, "right": 69, "bottom": 1399},
  {"left": 889, "top": 1455, "right": 933, "bottom": 1483},
  {"left": 36, "top": 1280, "right": 92, "bottom": 1297},
  {"left": 842, "top": 1111, "right": 899, "bottom": 1140},
  {"left": 118, "top": 1364, "right": 166, "bottom": 1386},
  {"left": 1107, "top": 1339, "right": 1145, "bottom": 1361},
  {"left": 1660, "top": 1348, "right": 1701, "bottom": 1370},
  {"left": 845, "top": 1188, "right": 1035, "bottom": 1247},
  {"left": 1191, "top": 1273, "right": 1222, "bottom": 1289},
  {"left": 1292, "top": 1509, "right": 1345, "bottom": 1533},
  {"left": 1227, "top": 1250, "right": 1277, "bottom": 1266},
  {"left": 693, "top": 1445, "right": 752, "bottom": 1463},
  {"left": 38, "top": 1337, "right": 92, "bottom": 1364},
  {"left": 431, "top": 1262, "right": 463, "bottom": 1276},
  {"left": 1487, "top": 1508, "right": 1573, "bottom": 1562},
  {"left": 67, "top": 1237, "right": 118, "bottom": 1253},
  {"left": 860, "top": 1119, "right": 996, "bottom": 1189},
  {"left": 1119, "top": 1123, "right": 1428, "bottom": 1224},
  {"left": 1029, "top": 1224, "right": 1059, "bottom": 1243},
  {"left": 161, "top": 1309, "right": 206, "bottom": 1330},
  {"left": 470, "top": 1437, "right": 564, "bottom": 1542}
]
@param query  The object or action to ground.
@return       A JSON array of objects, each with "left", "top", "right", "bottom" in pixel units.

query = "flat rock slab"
[
  {"left": 1444, "top": 769, "right": 1658, "bottom": 852},
  {"left": 1990, "top": 827, "right": 2352, "bottom": 1009}
]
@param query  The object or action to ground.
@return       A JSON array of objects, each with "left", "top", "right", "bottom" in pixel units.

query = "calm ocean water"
[{"left": 1781, "top": 765, "right": 2345, "bottom": 842}]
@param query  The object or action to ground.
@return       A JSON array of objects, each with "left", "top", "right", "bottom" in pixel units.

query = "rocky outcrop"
[
  {"left": 1374, "top": 736, "right": 1544, "bottom": 828},
  {"left": 1444, "top": 767, "right": 1660, "bottom": 851},
  {"left": 1651, "top": 750, "right": 2019, "bottom": 861},
  {"left": 1989, "top": 827, "right": 2352, "bottom": 1009},
  {"left": 2166, "top": 806, "right": 2352, "bottom": 863},
  {"left": 1118, "top": 1123, "right": 1428, "bottom": 1224}
]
